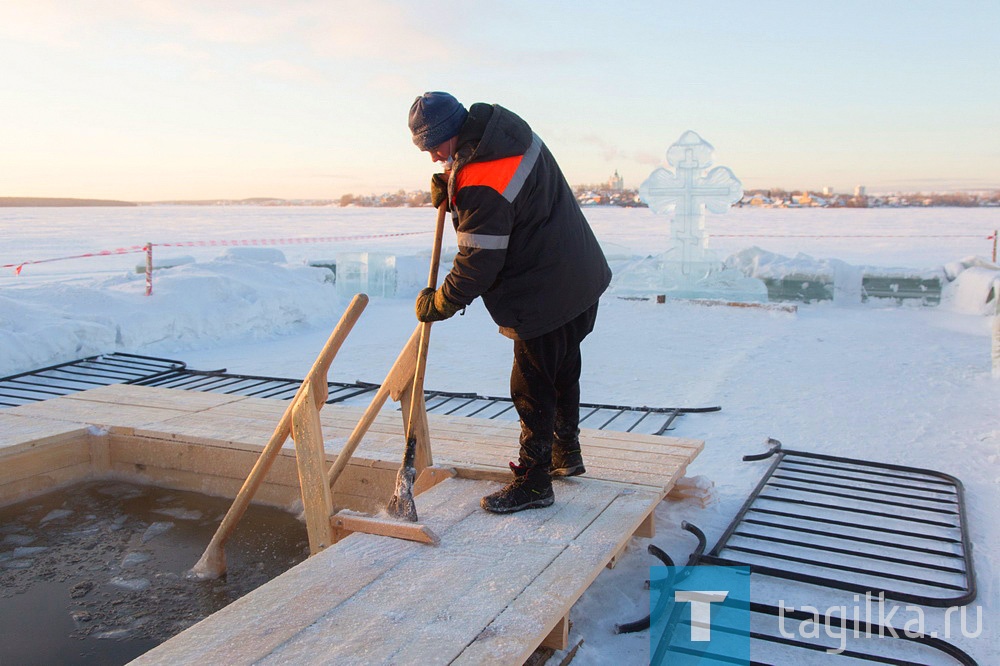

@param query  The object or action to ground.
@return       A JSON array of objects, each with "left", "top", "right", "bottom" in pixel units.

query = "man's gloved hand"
[
  {"left": 415, "top": 287, "right": 461, "bottom": 322},
  {"left": 430, "top": 173, "right": 448, "bottom": 208}
]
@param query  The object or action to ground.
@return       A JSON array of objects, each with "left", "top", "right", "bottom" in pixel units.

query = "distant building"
[
  {"left": 608, "top": 169, "right": 624, "bottom": 192},
  {"left": 822, "top": 186, "right": 833, "bottom": 196},
  {"left": 855, "top": 185, "right": 866, "bottom": 197}
]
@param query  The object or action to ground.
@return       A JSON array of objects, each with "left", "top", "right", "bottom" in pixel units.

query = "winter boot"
[
  {"left": 481, "top": 462, "right": 554, "bottom": 514},
  {"left": 550, "top": 441, "right": 586, "bottom": 478}
]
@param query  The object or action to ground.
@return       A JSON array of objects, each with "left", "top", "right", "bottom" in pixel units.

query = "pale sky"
[{"left": 1, "top": 1, "right": 997, "bottom": 201}]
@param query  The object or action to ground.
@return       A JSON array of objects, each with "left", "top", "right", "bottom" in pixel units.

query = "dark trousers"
[{"left": 510, "top": 302, "right": 599, "bottom": 469}]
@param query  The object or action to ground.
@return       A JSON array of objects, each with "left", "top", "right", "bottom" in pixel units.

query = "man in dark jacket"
[{"left": 408, "top": 91, "right": 611, "bottom": 514}]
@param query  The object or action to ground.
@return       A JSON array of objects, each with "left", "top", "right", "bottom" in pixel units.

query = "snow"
[{"left": 1, "top": 205, "right": 998, "bottom": 664}]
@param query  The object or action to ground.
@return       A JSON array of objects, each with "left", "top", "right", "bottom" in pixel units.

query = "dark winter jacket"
[{"left": 440, "top": 103, "right": 611, "bottom": 340}]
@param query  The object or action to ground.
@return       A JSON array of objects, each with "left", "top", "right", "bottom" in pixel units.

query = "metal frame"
[
  {"left": 1, "top": 353, "right": 720, "bottom": 436},
  {"left": 621, "top": 523, "right": 979, "bottom": 665},
  {"left": 698, "top": 439, "right": 977, "bottom": 607},
  {"left": 137, "top": 368, "right": 720, "bottom": 435},
  {"left": 0, "top": 353, "right": 185, "bottom": 407}
]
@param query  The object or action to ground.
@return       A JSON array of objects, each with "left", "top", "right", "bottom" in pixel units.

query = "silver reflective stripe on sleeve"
[
  {"left": 456, "top": 232, "right": 509, "bottom": 250},
  {"left": 501, "top": 133, "right": 542, "bottom": 203}
]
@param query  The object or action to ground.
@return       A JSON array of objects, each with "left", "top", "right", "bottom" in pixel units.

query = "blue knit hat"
[{"left": 408, "top": 92, "right": 468, "bottom": 151}]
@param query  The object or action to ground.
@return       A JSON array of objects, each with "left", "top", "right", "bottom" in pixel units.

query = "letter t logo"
[{"left": 674, "top": 591, "right": 730, "bottom": 641}]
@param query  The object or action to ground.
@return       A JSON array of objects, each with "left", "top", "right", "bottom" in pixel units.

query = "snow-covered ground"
[{"left": 1, "top": 205, "right": 998, "bottom": 664}]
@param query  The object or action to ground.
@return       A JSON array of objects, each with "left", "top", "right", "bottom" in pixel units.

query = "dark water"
[{"left": 0, "top": 480, "right": 309, "bottom": 665}]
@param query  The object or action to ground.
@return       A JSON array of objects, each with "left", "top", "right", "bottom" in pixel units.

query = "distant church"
[{"left": 608, "top": 169, "right": 624, "bottom": 192}]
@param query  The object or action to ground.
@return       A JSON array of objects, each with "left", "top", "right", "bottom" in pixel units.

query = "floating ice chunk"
[
  {"left": 110, "top": 576, "right": 151, "bottom": 591},
  {"left": 152, "top": 507, "right": 202, "bottom": 520},
  {"left": 12, "top": 546, "right": 48, "bottom": 557},
  {"left": 94, "top": 628, "right": 132, "bottom": 640},
  {"left": 97, "top": 484, "right": 145, "bottom": 499},
  {"left": 40, "top": 508, "right": 73, "bottom": 523},
  {"left": 2, "top": 534, "right": 35, "bottom": 546},
  {"left": 141, "top": 521, "right": 174, "bottom": 543},
  {"left": 121, "top": 552, "right": 152, "bottom": 568},
  {"left": 2, "top": 559, "right": 33, "bottom": 570}
]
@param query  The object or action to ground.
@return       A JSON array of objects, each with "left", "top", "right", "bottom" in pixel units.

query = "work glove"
[
  {"left": 430, "top": 173, "right": 448, "bottom": 208},
  {"left": 415, "top": 287, "right": 461, "bottom": 322}
]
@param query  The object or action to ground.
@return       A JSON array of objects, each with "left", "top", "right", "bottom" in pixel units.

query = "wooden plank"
[
  {"left": 0, "top": 413, "right": 89, "bottom": 451},
  {"left": 265, "top": 480, "right": 623, "bottom": 665},
  {"left": 0, "top": 440, "right": 91, "bottom": 485},
  {"left": 259, "top": 513, "right": 563, "bottom": 663},
  {"left": 107, "top": 434, "right": 301, "bottom": 486},
  {"left": 89, "top": 432, "right": 111, "bottom": 472},
  {"left": 426, "top": 437, "right": 694, "bottom": 477},
  {"left": 62, "top": 384, "right": 247, "bottom": 411},
  {"left": 331, "top": 512, "right": 439, "bottom": 545},
  {"left": 199, "top": 397, "right": 700, "bottom": 486},
  {"left": 193, "top": 396, "right": 291, "bottom": 421},
  {"left": 290, "top": 384, "right": 334, "bottom": 555},
  {"left": 322, "top": 481, "right": 620, "bottom": 664},
  {"left": 413, "top": 465, "right": 457, "bottom": 495},
  {"left": 108, "top": 432, "right": 399, "bottom": 511},
  {"left": 540, "top": 615, "right": 569, "bottom": 651},
  {"left": 452, "top": 488, "right": 661, "bottom": 665},
  {"left": 106, "top": 462, "right": 300, "bottom": 508},
  {"left": 634, "top": 510, "right": 656, "bottom": 539},
  {"left": 324, "top": 427, "right": 690, "bottom": 490},
  {"left": 132, "top": 415, "right": 282, "bottom": 451},
  {"left": 6, "top": 396, "right": 190, "bottom": 430},
  {"left": 0, "top": 462, "right": 93, "bottom": 507}
]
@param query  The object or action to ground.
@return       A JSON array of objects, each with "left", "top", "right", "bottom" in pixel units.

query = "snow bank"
[
  {"left": 0, "top": 249, "right": 342, "bottom": 377},
  {"left": 940, "top": 256, "right": 1000, "bottom": 315},
  {"left": 726, "top": 246, "right": 847, "bottom": 279},
  {"left": 725, "top": 245, "right": 946, "bottom": 281}
]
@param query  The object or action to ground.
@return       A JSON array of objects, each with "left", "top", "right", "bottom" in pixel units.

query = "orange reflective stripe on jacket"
[
  {"left": 455, "top": 134, "right": 542, "bottom": 203},
  {"left": 456, "top": 154, "right": 523, "bottom": 196}
]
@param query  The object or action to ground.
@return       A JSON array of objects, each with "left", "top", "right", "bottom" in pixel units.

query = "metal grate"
[
  {"left": 619, "top": 524, "right": 979, "bottom": 665},
  {"left": 0, "top": 354, "right": 720, "bottom": 436},
  {"left": 132, "top": 367, "right": 720, "bottom": 436},
  {"left": 697, "top": 439, "right": 977, "bottom": 607},
  {"left": 0, "top": 353, "right": 186, "bottom": 407}
]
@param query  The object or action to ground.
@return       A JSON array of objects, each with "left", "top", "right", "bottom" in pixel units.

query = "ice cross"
[{"left": 639, "top": 131, "right": 742, "bottom": 273}]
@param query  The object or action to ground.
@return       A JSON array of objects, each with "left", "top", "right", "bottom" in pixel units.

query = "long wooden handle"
[
  {"left": 425, "top": 201, "right": 447, "bottom": 292},
  {"left": 405, "top": 202, "right": 448, "bottom": 441}
]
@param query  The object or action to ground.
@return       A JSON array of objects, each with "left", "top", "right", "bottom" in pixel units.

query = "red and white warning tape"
[
  {"left": 2, "top": 231, "right": 431, "bottom": 275},
  {"left": 154, "top": 231, "right": 430, "bottom": 248},
  {"left": 3, "top": 245, "right": 148, "bottom": 275}
]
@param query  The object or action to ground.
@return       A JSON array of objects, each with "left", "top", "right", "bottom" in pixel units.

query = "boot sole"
[
  {"left": 480, "top": 495, "right": 555, "bottom": 514},
  {"left": 550, "top": 464, "right": 586, "bottom": 478}
]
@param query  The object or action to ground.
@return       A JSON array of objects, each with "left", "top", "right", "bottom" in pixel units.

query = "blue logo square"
[{"left": 649, "top": 565, "right": 751, "bottom": 665}]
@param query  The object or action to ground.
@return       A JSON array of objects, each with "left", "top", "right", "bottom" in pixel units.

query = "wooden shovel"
[{"left": 387, "top": 201, "right": 447, "bottom": 521}]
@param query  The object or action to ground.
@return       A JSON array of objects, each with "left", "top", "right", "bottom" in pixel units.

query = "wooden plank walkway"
[
  {"left": 133, "top": 476, "right": 662, "bottom": 665},
  {"left": 2, "top": 384, "right": 703, "bottom": 664}
]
